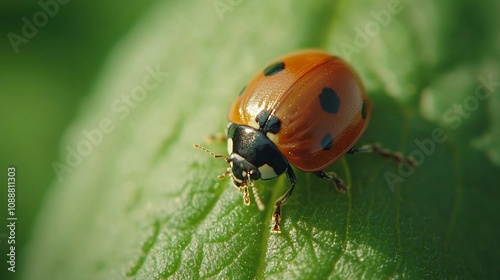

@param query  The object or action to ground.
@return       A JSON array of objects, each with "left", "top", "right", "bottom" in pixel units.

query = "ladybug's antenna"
[{"left": 194, "top": 144, "right": 229, "bottom": 162}]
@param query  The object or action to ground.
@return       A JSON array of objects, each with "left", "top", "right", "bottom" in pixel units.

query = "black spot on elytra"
[
  {"left": 256, "top": 110, "right": 281, "bottom": 134},
  {"left": 319, "top": 88, "right": 340, "bottom": 114},
  {"left": 321, "top": 134, "right": 333, "bottom": 150},
  {"left": 256, "top": 111, "right": 270, "bottom": 128},
  {"left": 239, "top": 85, "right": 246, "bottom": 96},
  {"left": 266, "top": 115, "right": 281, "bottom": 134},
  {"left": 361, "top": 100, "right": 367, "bottom": 120},
  {"left": 263, "top": 62, "right": 285, "bottom": 76}
]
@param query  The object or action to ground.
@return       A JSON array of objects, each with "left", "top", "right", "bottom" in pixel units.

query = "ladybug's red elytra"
[{"left": 195, "top": 50, "right": 414, "bottom": 233}]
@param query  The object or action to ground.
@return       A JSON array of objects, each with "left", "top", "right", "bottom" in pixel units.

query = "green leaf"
[{"left": 24, "top": 0, "right": 500, "bottom": 279}]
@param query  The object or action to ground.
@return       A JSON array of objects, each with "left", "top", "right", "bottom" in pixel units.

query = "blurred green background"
[
  {"left": 1, "top": 0, "right": 499, "bottom": 279},
  {"left": 0, "top": 1, "right": 157, "bottom": 279}
]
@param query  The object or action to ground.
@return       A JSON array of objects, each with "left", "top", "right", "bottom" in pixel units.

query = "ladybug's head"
[
  {"left": 193, "top": 142, "right": 265, "bottom": 211},
  {"left": 194, "top": 123, "right": 290, "bottom": 211},
  {"left": 227, "top": 153, "right": 261, "bottom": 187},
  {"left": 226, "top": 152, "right": 264, "bottom": 210}
]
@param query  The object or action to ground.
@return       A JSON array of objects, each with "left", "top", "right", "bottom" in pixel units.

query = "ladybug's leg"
[
  {"left": 272, "top": 167, "right": 297, "bottom": 233},
  {"left": 206, "top": 132, "right": 227, "bottom": 143},
  {"left": 313, "top": 171, "right": 347, "bottom": 192},
  {"left": 348, "top": 143, "right": 415, "bottom": 167}
]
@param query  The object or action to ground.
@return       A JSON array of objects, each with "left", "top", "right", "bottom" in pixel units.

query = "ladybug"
[{"left": 195, "top": 50, "right": 413, "bottom": 233}]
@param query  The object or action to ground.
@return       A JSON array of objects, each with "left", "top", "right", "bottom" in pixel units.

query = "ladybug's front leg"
[
  {"left": 272, "top": 167, "right": 297, "bottom": 233},
  {"left": 313, "top": 171, "right": 347, "bottom": 192}
]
